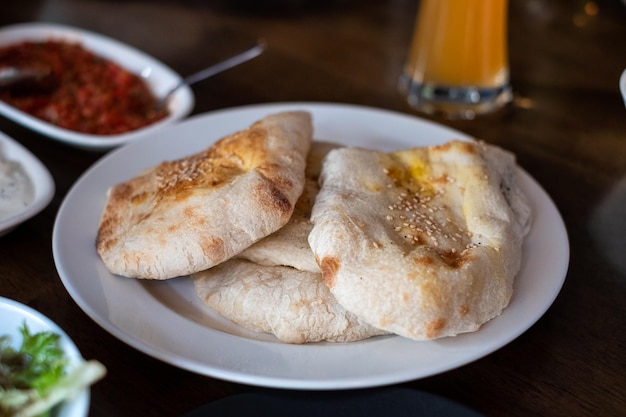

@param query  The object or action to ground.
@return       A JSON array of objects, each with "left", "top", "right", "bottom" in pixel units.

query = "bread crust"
[
  {"left": 193, "top": 259, "right": 387, "bottom": 343},
  {"left": 308, "top": 140, "right": 532, "bottom": 340},
  {"left": 96, "top": 111, "right": 312, "bottom": 279}
]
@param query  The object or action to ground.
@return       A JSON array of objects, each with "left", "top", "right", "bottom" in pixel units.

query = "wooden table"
[{"left": 1, "top": 0, "right": 625, "bottom": 415}]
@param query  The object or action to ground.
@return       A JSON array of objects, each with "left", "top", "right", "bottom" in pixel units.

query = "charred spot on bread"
[
  {"left": 438, "top": 249, "right": 473, "bottom": 269},
  {"left": 425, "top": 318, "right": 447, "bottom": 339},
  {"left": 200, "top": 236, "right": 226, "bottom": 262},
  {"left": 255, "top": 181, "right": 293, "bottom": 218},
  {"left": 320, "top": 256, "right": 340, "bottom": 288},
  {"left": 459, "top": 304, "right": 470, "bottom": 317}
]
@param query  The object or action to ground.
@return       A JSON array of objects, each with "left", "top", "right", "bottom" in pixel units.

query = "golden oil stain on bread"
[
  {"left": 96, "top": 111, "right": 313, "bottom": 280},
  {"left": 308, "top": 140, "right": 532, "bottom": 341}
]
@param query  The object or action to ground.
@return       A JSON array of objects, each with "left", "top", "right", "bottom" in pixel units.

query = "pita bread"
[
  {"left": 193, "top": 259, "right": 387, "bottom": 343},
  {"left": 96, "top": 111, "right": 312, "bottom": 279},
  {"left": 308, "top": 140, "right": 532, "bottom": 340}
]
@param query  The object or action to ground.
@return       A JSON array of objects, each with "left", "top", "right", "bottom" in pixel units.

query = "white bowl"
[
  {"left": 0, "top": 296, "right": 90, "bottom": 417},
  {"left": 0, "top": 131, "right": 55, "bottom": 236},
  {"left": 0, "top": 22, "right": 194, "bottom": 151}
]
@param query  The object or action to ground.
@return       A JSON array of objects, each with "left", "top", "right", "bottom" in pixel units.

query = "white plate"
[
  {"left": 52, "top": 102, "right": 570, "bottom": 390},
  {"left": 0, "top": 22, "right": 194, "bottom": 151},
  {"left": 0, "top": 296, "right": 90, "bottom": 417},
  {"left": 0, "top": 131, "right": 54, "bottom": 236}
]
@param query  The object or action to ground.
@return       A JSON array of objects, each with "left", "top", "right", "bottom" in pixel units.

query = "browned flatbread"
[
  {"left": 96, "top": 111, "right": 312, "bottom": 279},
  {"left": 308, "top": 140, "right": 532, "bottom": 340}
]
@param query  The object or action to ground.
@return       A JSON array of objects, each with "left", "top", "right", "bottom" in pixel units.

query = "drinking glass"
[{"left": 399, "top": 0, "right": 512, "bottom": 119}]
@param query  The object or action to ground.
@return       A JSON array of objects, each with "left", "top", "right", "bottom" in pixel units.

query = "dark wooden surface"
[{"left": 1, "top": 1, "right": 625, "bottom": 416}]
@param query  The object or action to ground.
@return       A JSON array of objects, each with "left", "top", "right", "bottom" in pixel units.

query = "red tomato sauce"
[{"left": 0, "top": 40, "right": 169, "bottom": 135}]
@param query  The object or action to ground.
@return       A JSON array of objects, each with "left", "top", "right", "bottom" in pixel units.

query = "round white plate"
[
  {"left": 0, "top": 296, "right": 90, "bottom": 417},
  {"left": 0, "top": 22, "right": 194, "bottom": 151},
  {"left": 52, "top": 102, "right": 569, "bottom": 390},
  {"left": 0, "top": 131, "right": 55, "bottom": 237}
]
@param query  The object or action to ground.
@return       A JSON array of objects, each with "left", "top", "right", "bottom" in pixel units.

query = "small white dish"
[
  {"left": 0, "top": 22, "right": 194, "bottom": 151},
  {"left": 0, "top": 296, "right": 90, "bottom": 417},
  {"left": 0, "top": 131, "right": 54, "bottom": 237}
]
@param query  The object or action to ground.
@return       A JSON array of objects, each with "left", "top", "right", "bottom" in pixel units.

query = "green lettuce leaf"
[{"left": 0, "top": 322, "right": 106, "bottom": 417}]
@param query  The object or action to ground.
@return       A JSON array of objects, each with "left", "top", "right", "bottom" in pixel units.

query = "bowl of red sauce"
[{"left": 0, "top": 22, "right": 194, "bottom": 151}]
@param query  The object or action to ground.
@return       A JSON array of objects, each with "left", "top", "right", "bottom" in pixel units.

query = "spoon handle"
[
  {"left": 184, "top": 40, "right": 266, "bottom": 86},
  {"left": 161, "top": 40, "right": 267, "bottom": 106},
  {"left": 0, "top": 66, "right": 52, "bottom": 88}
]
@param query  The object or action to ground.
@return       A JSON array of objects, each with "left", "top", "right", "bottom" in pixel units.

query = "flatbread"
[
  {"left": 193, "top": 259, "right": 387, "bottom": 343},
  {"left": 193, "top": 141, "right": 386, "bottom": 343},
  {"left": 308, "top": 140, "right": 532, "bottom": 340},
  {"left": 96, "top": 111, "right": 312, "bottom": 279},
  {"left": 235, "top": 141, "right": 339, "bottom": 273}
]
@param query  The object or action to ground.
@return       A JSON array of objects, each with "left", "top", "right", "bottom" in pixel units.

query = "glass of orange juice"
[{"left": 399, "top": 0, "right": 512, "bottom": 119}]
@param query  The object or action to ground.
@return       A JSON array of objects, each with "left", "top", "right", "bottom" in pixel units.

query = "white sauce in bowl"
[{"left": 0, "top": 156, "right": 34, "bottom": 221}]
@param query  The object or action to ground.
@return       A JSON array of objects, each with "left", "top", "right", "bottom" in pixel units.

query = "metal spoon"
[
  {"left": 157, "top": 39, "right": 267, "bottom": 110},
  {"left": 0, "top": 66, "right": 56, "bottom": 92}
]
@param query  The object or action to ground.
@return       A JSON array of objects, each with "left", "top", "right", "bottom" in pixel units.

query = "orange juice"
[
  {"left": 400, "top": 0, "right": 511, "bottom": 118},
  {"left": 406, "top": 0, "right": 508, "bottom": 86}
]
